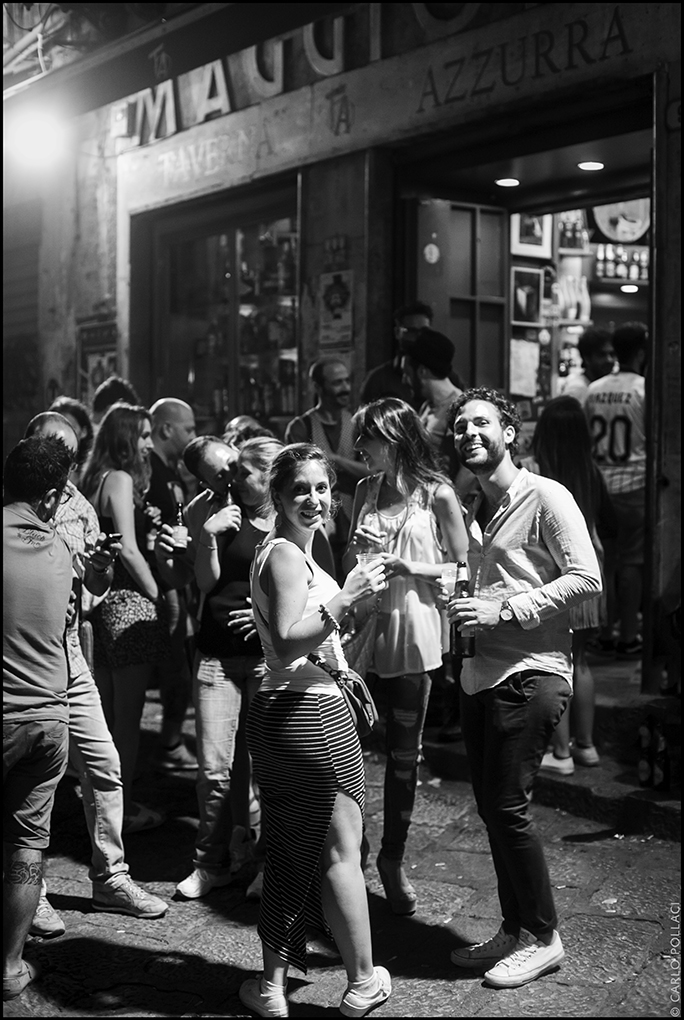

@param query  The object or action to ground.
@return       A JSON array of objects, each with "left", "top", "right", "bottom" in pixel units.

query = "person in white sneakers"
[
  {"left": 24, "top": 414, "right": 168, "bottom": 934},
  {"left": 445, "top": 389, "right": 601, "bottom": 988}
]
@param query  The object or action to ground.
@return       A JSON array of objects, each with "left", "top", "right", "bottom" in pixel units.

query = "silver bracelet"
[{"left": 318, "top": 604, "right": 340, "bottom": 632}]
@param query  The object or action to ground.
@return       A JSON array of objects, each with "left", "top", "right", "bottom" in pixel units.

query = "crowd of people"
[{"left": 3, "top": 310, "right": 650, "bottom": 1013}]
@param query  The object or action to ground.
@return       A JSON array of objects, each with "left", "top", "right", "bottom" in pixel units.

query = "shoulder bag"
[{"left": 307, "top": 653, "right": 378, "bottom": 737}]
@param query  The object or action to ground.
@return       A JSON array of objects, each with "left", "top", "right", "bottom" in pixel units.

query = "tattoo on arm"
[{"left": 7, "top": 860, "right": 43, "bottom": 886}]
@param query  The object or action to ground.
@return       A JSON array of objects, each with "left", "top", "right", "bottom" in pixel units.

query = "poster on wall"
[
  {"left": 319, "top": 270, "right": 353, "bottom": 350},
  {"left": 509, "top": 338, "right": 540, "bottom": 398},
  {"left": 78, "top": 321, "right": 118, "bottom": 405}
]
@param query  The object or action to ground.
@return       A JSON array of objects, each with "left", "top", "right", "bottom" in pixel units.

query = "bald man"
[
  {"left": 22, "top": 413, "right": 168, "bottom": 936},
  {"left": 147, "top": 398, "right": 197, "bottom": 771}
]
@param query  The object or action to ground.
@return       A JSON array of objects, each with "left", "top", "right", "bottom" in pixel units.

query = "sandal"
[
  {"left": 3, "top": 959, "right": 39, "bottom": 1001},
  {"left": 122, "top": 803, "right": 165, "bottom": 835}
]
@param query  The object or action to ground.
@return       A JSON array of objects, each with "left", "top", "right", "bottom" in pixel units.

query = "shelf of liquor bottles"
[{"left": 593, "top": 242, "right": 649, "bottom": 284}]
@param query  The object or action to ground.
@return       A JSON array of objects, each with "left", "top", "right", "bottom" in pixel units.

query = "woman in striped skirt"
[{"left": 241, "top": 444, "right": 391, "bottom": 1019}]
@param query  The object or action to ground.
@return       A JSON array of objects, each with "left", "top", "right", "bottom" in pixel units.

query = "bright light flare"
[
  {"left": 495, "top": 177, "right": 520, "bottom": 187},
  {"left": 4, "top": 109, "right": 72, "bottom": 169},
  {"left": 578, "top": 161, "right": 605, "bottom": 171},
  {"left": 620, "top": 284, "right": 639, "bottom": 293}
]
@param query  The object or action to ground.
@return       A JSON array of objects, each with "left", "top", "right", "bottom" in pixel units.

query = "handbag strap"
[{"left": 307, "top": 652, "right": 350, "bottom": 686}]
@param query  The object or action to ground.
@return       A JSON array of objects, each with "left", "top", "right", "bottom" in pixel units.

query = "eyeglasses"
[{"left": 59, "top": 489, "right": 73, "bottom": 506}]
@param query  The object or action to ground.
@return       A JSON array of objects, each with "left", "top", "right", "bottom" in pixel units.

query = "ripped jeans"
[{"left": 370, "top": 672, "right": 432, "bottom": 861}]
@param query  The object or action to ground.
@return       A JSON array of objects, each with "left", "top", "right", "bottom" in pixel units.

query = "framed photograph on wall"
[
  {"left": 510, "top": 213, "right": 553, "bottom": 259},
  {"left": 511, "top": 266, "right": 544, "bottom": 325}
]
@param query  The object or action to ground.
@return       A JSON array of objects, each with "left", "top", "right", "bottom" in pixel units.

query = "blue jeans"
[
  {"left": 370, "top": 672, "right": 432, "bottom": 861},
  {"left": 460, "top": 671, "right": 571, "bottom": 939},
  {"left": 67, "top": 665, "right": 128, "bottom": 882},
  {"left": 193, "top": 653, "right": 263, "bottom": 872}
]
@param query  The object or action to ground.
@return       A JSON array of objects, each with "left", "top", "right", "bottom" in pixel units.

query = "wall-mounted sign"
[{"left": 319, "top": 270, "right": 353, "bottom": 350}]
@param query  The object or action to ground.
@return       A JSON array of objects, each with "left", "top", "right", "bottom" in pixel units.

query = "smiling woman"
[{"left": 243, "top": 442, "right": 391, "bottom": 1015}]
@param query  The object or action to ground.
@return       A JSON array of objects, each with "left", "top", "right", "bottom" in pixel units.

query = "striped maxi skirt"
[{"left": 246, "top": 687, "right": 365, "bottom": 973}]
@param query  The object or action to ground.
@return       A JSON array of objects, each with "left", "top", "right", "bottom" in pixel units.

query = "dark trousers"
[{"left": 460, "top": 671, "right": 571, "bottom": 939}]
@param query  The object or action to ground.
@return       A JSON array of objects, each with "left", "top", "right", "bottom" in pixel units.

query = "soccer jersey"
[{"left": 585, "top": 371, "right": 646, "bottom": 494}]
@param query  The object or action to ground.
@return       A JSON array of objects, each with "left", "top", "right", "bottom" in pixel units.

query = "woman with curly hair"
[
  {"left": 82, "top": 402, "right": 171, "bottom": 832},
  {"left": 345, "top": 398, "right": 469, "bottom": 916}
]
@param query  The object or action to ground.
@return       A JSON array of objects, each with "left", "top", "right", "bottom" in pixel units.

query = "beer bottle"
[
  {"left": 450, "top": 561, "right": 475, "bottom": 659},
  {"left": 171, "top": 502, "right": 188, "bottom": 553}
]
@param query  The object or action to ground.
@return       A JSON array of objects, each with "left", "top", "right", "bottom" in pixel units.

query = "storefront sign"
[{"left": 118, "top": 4, "right": 676, "bottom": 212}]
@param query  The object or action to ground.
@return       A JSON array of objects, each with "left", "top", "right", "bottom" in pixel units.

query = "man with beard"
[
  {"left": 285, "top": 358, "right": 367, "bottom": 580},
  {"left": 445, "top": 387, "right": 601, "bottom": 989}
]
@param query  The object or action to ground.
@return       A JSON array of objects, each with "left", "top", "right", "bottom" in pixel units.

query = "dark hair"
[
  {"left": 4, "top": 435, "right": 72, "bottom": 505},
  {"left": 353, "top": 398, "right": 449, "bottom": 498},
  {"left": 532, "top": 396, "right": 602, "bottom": 529},
  {"left": 92, "top": 375, "right": 140, "bottom": 415},
  {"left": 222, "top": 415, "right": 275, "bottom": 448},
  {"left": 393, "top": 301, "right": 433, "bottom": 324},
  {"left": 268, "top": 443, "right": 337, "bottom": 514},
  {"left": 49, "top": 395, "right": 94, "bottom": 469},
  {"left": 308, "top": 357, "right": 347, "bottom": 389},
  {"left": 577, "top": 328, "right": 613, "bottom": 365},
  {"left": 612, "top": 321, "right": 648, "bottom": 366},
  {"left": 447, "top": 387, "right": 523, "bottom": 456},
  {"left": 182, "top": 435, "right": 228, "bottom": 480},
  {"left": 81, "top": 402, "right": 151, "bottom": 503}
]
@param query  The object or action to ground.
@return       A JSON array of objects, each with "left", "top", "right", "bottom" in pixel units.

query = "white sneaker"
[
  {"left": 539, "top": 751, "right": 575, "bottom": 776},
  {"left": 484, "top": 929, "right": 564, "bottom": 988},
  {"left": 340, "top": 967, "right": 391, "bottom": 1018},
  {"left": 450, "top": 924, "right": 518, "bottom": 968},
  {"left": 175, "top": 868, "right": 232, "bottom": 899},
  {"left": 246, "top": 870, "right": 264, "bottom": 900},
  {"left": 29, "top": 881, "right": 66, "bottom": 938},
  {"left": 239, "top": 977, "right": 288, "bottom": 1017},
  {"left": 229, "top": 825, "right": 255, "bottom": 873}
]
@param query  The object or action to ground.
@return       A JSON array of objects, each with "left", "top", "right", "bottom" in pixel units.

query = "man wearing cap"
[{"left": 401, "top": 327, "right": 463, "bottom": 477}]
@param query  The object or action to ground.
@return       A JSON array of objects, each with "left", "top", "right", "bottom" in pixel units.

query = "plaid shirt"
[{"left": 53, "top": 478, "right": 101, "bottom": 679}]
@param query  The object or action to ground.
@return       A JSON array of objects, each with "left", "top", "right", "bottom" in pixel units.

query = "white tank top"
[{"left": 250, "top": 537, "right": 346, "bottom": 694}]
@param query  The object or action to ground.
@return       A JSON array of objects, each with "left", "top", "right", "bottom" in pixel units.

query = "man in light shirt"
[
  {"left": 585, "top": 322, "right": 648, "bottom": 658},
  {"left": 445, "top": 387, "right": 601, "bottom": 989}
]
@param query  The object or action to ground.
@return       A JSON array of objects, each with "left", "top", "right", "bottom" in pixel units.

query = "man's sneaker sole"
[{"left": 92, "top": 900, "right": 167, "bottom": 918}]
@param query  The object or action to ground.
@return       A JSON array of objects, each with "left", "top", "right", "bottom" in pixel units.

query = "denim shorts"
[{"left": 3, "top": 719, "right": 68, "bottom": 849}]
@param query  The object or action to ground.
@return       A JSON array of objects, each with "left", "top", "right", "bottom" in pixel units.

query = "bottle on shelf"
[
  {"left": 629, "top": 250, "right": 641, "bottom": 281},
  {"left": 615, "top": 245, "right": 629, "bottom": 279},
  {"left": 640, "top": 249, "right": 649, "bottom": 281},
  {"left": 579, "top": 276, "right": 591, "bottom": 322},
  {"left": 450, "top": 562, "right": 475, "bottom": 659},
  {"left": 604, "top": 244, "right": 616, "bottom": 278},
  {"left": 595, "top": 243, "right": 605, "bottom": 278},
  {"left": 573, "top": 219, "right": 583, "bottom": 249}
]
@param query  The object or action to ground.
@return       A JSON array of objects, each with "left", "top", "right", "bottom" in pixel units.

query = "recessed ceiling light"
[
  {"left": 620, "top": 284, "right": 639, "bottom": 293},
  {"left": 578, "top": 161, "right": 605, "bottom": 171},
  {"left": 495, "top": 178, "right": 520, "bottom": 187}
]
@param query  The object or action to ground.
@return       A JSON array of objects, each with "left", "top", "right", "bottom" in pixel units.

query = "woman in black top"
[{"left": 175, "top": 437, "right": 282, "bottom": 900}]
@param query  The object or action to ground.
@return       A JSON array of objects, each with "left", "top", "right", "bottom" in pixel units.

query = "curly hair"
[
  {"left": 447, "top": 387, "right": 523, "bottom": 456},
  {"left": 81, "top": 402, "right": 152, "bottom": 504},
  {"left": 353, "top": 397, "right": 449, "bottom": 497},
  {"left": 4, "top": 435, "right": 72, "bottom": 505}
]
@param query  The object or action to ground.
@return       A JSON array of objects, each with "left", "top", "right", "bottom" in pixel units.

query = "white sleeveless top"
[{"left": 250, "top": 537, "right": 346, "bottom": 695}]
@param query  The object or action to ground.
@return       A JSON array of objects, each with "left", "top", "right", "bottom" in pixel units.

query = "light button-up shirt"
[{"left": 461, "top": 469, "right": 601, "bottom": 695}]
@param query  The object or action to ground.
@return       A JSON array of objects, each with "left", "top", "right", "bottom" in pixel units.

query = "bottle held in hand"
[
  {"left": 170, "top": 502, "right": 188, "bottom": 553},
  {"left": 451, "top": 561, "right": 475, "bottom": 659}
]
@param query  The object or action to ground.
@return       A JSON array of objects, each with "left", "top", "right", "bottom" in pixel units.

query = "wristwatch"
[{"left": 499, "top": 600, "right": 514, "bottom": 623}]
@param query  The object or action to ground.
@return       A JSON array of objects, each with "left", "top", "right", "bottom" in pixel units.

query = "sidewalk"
[{"left": 421, "top": 655, "right": 681, "bottom": 841}]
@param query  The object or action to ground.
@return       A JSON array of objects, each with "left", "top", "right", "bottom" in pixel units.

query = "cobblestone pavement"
[{"left": 3, "top": 690, "right": 681, "bottom": 1019}]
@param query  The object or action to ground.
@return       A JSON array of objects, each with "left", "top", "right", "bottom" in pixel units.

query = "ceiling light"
[
  {"left": 578, "top": 161, "right": 605, "bottom": 171},
  {"left": 495, "top": 178, "right": 520, "bottom": 187},
  {"left": 620, "top": 284, "right": 639, "bottom": 293}
]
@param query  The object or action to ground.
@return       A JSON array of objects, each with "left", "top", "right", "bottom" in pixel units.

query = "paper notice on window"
[{"left": 509, "top": 339, "right": 540, "bottom": 398}]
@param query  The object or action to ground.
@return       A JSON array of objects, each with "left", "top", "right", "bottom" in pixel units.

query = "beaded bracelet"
[{"left": 318, "top": 604, "right": 340, "bottom": 632}]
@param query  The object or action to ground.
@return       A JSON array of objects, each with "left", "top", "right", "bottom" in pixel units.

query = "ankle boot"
[{"left": 377, "top": 854, "right": 417, "bottom": 915}]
